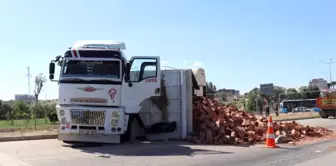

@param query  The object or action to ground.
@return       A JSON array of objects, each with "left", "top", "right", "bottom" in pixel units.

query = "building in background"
[
  {"left": 216, "top": 89, "right": 240, "bottom": 97},
  {"left": 14, "top": 94, "right": 35, "bottom": 102},
  {"left": 215, "top": 88, "right": 240, "bottom": 101},
  {"left": 309, "top": 78, "right": 328, "bottom": 90}
]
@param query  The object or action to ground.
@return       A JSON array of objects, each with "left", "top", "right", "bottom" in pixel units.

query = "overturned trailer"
[{"left": 48, "top": 40, "right": 206, "bottom": 143}]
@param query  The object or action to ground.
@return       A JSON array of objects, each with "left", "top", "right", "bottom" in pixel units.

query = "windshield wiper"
[
  {"left": 96, "top": 79, "right": 119, "bottom": 81},
  {"left": 59, "top": 78, "right": 121, "bottom": 85},
  {"left": 61, "top": 78, "right": 85, "bottom": 81}
]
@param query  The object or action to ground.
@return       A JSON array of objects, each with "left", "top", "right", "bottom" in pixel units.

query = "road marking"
[
  {"left": 0, "top": 153, "right": 32, "bottom": 166},
  {"left": 294, "top": 152, "right": 336, "bottom": 166},
  {"left": 24, "top": 153, "right": 93, "bottom": 161}
]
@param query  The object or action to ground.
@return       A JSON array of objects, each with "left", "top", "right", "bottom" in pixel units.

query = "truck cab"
[
  {"left": 49, "top": 40, "right": 161, "bottom": 143},
  {"left": 317, "top": 89, "right": 336, "bottom": 118}
]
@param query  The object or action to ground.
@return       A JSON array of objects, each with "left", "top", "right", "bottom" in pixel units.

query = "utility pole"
[
  {"left": 26, "top": 67, "right": 31, "bottom": 104},
  {"left": 319, "top": 58, "right": 335, "bottom": 84}
]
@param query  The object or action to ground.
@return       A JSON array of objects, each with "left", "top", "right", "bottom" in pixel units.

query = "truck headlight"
[
  {"left": 59, "top": 110, "right": 65, "bottom": 116},
  {"left": 61, "top": 118, "right": 66, "bottom": 124},
  {"left": 112, "top": 111, "right": 119, "bottom": 118},
  {"left": 111, "top": 119, "right": 118, "bottom": 126}
]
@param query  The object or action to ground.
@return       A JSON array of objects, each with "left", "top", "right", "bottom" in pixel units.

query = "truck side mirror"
[
  {"left": 125, "top": 62, "right": 131, "bottom": 82},
  {"left": 49, "top": 74, "right": 54, "bottom": 80},
  {"left": 49, "top": 62, "right": 55, "bottom": 80},
  {"left": 126, "top": 62, "right": 131, "bottom": 71}
]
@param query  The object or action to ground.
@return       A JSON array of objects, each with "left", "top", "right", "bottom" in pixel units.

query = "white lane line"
[
  {"left": 0, "top": 153, "right": 33, "bottom": 166},
  {"left": 24, "top": 153, "right": 93, "bottom": 161}
]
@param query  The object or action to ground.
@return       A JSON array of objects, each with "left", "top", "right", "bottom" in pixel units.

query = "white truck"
[{"left": 49, "top": 40, "right": 206, "bottom": 143}]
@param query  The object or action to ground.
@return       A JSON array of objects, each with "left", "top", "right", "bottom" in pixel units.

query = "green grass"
[
  {"left": 0, "top": 118, "right": 58, "bottom": 131},
  {"left": 223, "top": 100, "right": 246, "bottom": 109},
  {"left": 273, "top": 112, "right": 320, "bottom": 121}
]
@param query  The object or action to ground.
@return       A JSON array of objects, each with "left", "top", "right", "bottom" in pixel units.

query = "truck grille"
[{"left": 70, "top": 109, "right": 106, "bottom": 125}]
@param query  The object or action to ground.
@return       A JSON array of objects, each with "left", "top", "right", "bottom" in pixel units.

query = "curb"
[
  {"left": 274, "top": 116, "right": 320, "bottom": 122},
  {"left": 0, "top": 134, "right": 58, "bottom": 142}
]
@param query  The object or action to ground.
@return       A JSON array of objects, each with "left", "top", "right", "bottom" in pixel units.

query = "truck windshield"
[{"left": 61, "top": 60, "right": 121, "bottom": 79}]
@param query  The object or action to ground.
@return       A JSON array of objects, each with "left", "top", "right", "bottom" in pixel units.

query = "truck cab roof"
[
  {"left": 63, "top": 49, "right": 126, "bottom": 61},
  {"left": 63, "top": 40, "right": 127, "bottom": 60},
  {"left": 72, "top": 40, "right": 126, "bottom": 50}
]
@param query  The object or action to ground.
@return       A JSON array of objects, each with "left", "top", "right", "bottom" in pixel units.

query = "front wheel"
[
  {"left": 120, "top": 114, "right": 145, "bottom": 143},
  {"left": 320, "top": 113, "right": 328, "bottom": 119},
  {"left": 321, "top": 115, "right": 328, "bottom": 119}
]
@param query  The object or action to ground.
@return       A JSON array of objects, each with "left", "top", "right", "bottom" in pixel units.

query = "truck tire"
[
  {"left": 320, "top": 114, "right": 328, "bottom": 119},
  {"left": 120, "top": 116, "right": 133, "bottom": 143},
  {"left": 121, "top": 114, "right": 145, "bottom": 143},
  {"left": 321, "top": 116, "right": 328, "bottom": 119}
]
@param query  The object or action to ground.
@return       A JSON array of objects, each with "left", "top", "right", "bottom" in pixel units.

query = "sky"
[{"left": 0, "top": 0, "right": 335, "bottom": 100}]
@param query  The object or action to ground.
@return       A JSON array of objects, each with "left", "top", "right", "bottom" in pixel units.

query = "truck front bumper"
[
  {"left": 56, "top": 105, "right": 128, "bottom": 135},
  {"left": 58, "top": 133, "right": 121, "bottom": 144}
]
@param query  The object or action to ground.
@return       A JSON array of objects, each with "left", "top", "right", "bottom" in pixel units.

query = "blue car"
[
  {"left": 312, "top": 107, "right": 321, "bottom": 112},
  {"left": 281, "top": 108, "right": 288, "bottom": 113}
]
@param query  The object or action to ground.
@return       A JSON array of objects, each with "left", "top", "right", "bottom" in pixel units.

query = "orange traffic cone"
[{"left": 264, "top": 116, "right": 279, "bottom": 148}]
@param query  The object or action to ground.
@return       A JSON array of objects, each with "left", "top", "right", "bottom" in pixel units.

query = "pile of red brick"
[{"left": 186, "top": 97, "right": 332, "bottom": 145}]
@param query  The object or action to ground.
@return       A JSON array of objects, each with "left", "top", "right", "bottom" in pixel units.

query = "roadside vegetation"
[
  {"left": 0, "top": 100, "right": 58, "bottom": 131},
  {"left": 0, "top": 73, "right": 58, "bottom": 131}
]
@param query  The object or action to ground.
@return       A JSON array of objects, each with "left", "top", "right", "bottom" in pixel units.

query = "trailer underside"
[{"left": 319, "top": 109, "right": 336, "bottom": 118}]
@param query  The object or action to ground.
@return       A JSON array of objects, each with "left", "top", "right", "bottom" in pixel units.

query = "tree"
[
  {"left": 0, "top": 100, "right": 4, "bottom": 120},
  {"left": 299, "top": 86, "right": 309, "bottom": 99},
  {"left": 12, "top": 101, "right": 29, "bottom": 119},
  {"left": 2, "top": 102, "right": 13, "bottom": 123},
  {"left": 286, "top": 88, "right": 302, "bottom": 100},
  {"left": 48, "top": 111, "right": 57, "bottom": 123},
  {"left": 221, "top": 93, "right": 227, "bottom": 102},
  {"left": 33, "top": 73, "right": 47, "bottom": 130},
  {"left": 297, "top": 85, "right": 320, "bottom": 99},
  {"left": 270, "top": 86, "right": 286, "bottom": 104},
  {"left": 306, "top": 85, "right": 320, "bottom": 99},
  {"left": 246, "top": 88, "right": 263, "bottom": 112},
  {"left": 246, "top": 85, "right": 285, "bottom": 112},
  {"left": 206, "top": 81, "right": 217, "bottom": 95}
]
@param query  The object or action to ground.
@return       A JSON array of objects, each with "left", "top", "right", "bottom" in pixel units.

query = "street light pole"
[
  {"left": 329, "top": 59, "right": 332, "bottom": 83},
  {"left": 319, "top": 58, "right": 335, "bottom": 83}
]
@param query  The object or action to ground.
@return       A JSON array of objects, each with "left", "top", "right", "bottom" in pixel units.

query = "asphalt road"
[{"left": 0, "top": 118, "right": 335, "bottom": 166}]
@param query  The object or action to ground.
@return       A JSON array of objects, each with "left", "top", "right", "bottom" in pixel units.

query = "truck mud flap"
[{"left": 144, "top": 121, "right": 177, "bottom": 134}]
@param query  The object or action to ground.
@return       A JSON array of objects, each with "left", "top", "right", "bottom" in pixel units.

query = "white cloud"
[
  {"left": 192, "top": 62, "right": 203, "bottom": 67},
  {"left": 183, "top": 60, "right": 188, "bottom": 64}
]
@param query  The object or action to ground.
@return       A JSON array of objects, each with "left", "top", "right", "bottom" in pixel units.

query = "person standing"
[
  {"left": 275, "top": 104, "right": 279, "bottom": 116},
  {"left": 263, "top": 97, "right": 270, "bottom": 117},
  {"left": 265, "top": 106, "right": 270, "bottom": 117}
]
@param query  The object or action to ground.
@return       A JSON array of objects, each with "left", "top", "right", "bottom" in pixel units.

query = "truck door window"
[
  {"left": 129, "top": 59, "right": 157, "bottom": 82},
  {"left": 142, "top": 66, "right": 156, "bottom": 78}
]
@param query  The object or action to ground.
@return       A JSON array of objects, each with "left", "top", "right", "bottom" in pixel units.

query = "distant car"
[
  {"left": 312, "top": 107, "right": 321, "bottom": 112},
  {"left": 292, "top": 106, "right": 309, "bottom": 112}
]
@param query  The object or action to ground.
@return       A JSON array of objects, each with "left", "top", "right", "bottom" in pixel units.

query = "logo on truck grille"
[{"left": 77, "top": 86, "right": 102, "bottom": 92}]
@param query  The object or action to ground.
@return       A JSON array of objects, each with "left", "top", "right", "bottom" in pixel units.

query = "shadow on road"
[{"left": 63, "top": 141, "right": 234, "bottom": 157}]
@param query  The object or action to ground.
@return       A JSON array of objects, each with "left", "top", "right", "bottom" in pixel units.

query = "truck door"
[{"left": 122, "top": 56, "right": 161, "bottom": 114}]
